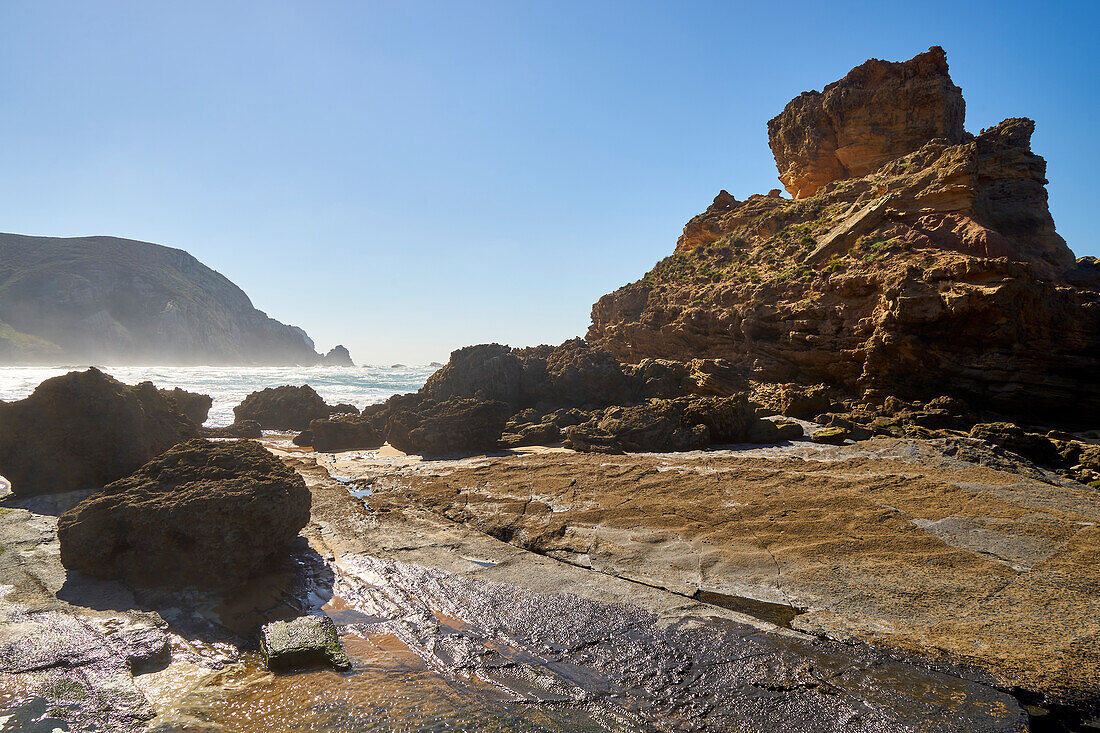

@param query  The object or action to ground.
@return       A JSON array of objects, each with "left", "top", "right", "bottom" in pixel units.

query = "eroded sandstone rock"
[
  {"left": 768, "top": 46, "right": 965, "bottom": 199},
  {"left": 589, "top": 48, "right": 1097, "bottom": 424},
  {"left": 57, "top": 439, "right": 311, "bottom": 588}
]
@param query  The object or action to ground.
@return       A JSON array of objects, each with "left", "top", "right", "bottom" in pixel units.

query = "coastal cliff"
[
  {"left": 0, "top": 233, "right": 338, "bottom": 365},
  {"left": 587, "top": 47, "right": 1100, "bottom": 423}
]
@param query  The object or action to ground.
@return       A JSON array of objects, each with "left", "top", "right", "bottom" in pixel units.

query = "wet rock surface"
[
  {"left": 57, "top": 439, "right": 311, "bottom": 589},
  {"left": 0, "top": 368, "right": 198, "bottom": 497},
  {"left": 199, "top": 419, "right": 263, "bottom": 439},
  {"left": 260, "top": 615, "right": 350, "bottom": 672},
  {"left": 329, "top": 438, "right": 1100, "bottom": 716},
  {"left": 5, "top": 433, "right": 1097, "bottom": 731}
]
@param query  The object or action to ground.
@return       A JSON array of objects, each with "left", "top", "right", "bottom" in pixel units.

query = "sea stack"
[{"left": 587, "top": 47, "right": 1100, "bottom": 424}]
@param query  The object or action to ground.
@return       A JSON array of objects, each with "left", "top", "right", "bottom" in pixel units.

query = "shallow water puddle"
[{"left": 152, "top": 623, "right": 645, "bottom": 733}]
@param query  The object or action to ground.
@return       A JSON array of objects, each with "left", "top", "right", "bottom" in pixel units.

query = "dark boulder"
[
  {"left": 683, "top": 395, "right": 761, "bottom": 444},
  {"left": 233, "top": 385, "right": 332, "bottom": 430},
  {"left": 969, "top": 422, "right": 1060, "bottom": 465},
  {"left": 199, "top": 420, "right": 263, "bottom": 439},
  {"left": 309, "top": 413, "right": 385, "bottom": 453},
  {"left": 0, "top": 368, "right": 197, "bottom": 497},
  {"left": 565, "top": 401, "right": 709, "bottom": 454},
  {"left": 564, "top": 396, "right": 771, "bottom": 454},
  {"left": 500, "top": 421, "right": 563, "bottom": 448},
  {"left": 421, "top": 343, "right": 526, "bottom": 406},
  {"left": 57, "top": 439, "right": 311, "bottom": 589},
  {"left": 386, "top": 397, "right": 510, "bottom": 456},
  {"left": 159, "top": 387, "right": 213, "bottom": 425},
  {"left": 260, "top": 616, "right": 350, "bottom": 672},
  {"left": 774, "top": 420, "right": 805, "bottom": 440},
  {"left": 778, "top": 384, "right": 832, "bottom": 420},
  {"left": 527, "top": 337, "right": 635, "bottom": 408},
  {"left": 421, "top": 339, "right": 636, "bottom": 412}
]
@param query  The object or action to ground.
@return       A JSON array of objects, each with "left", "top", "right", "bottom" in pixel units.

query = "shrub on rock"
[
  {"left": 0, "top": 368, "right": 197, "bottom": 496},
  {"left": 57, "top": 439, "right": 311, "bottom": 589}
]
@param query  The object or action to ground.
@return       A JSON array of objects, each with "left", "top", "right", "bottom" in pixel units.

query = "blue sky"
[{"left": 1, "top": 1, "right": 1095, "bottom": 364}]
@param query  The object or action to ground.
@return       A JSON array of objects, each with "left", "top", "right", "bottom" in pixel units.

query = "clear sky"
[{"left": 1, "top": 1, "right": 1095, "bottom": 364}]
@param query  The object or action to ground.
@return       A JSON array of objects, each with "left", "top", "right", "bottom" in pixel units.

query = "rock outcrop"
[
  {"left": 321, "top": 345, "right": 355, "bottom": 366},
  {"left": 159, "top": 387, "right": 213, "bottom": 425},
  {"left": 768, "top": 46, "right": 966, "bottom": 199},
  {"left": 0, "top": 233, "right": 333, "bottom": 365},
  {"left": 564, "top": 395, "right": 774, "bottom": 454},
  {"left": 588, "top": 48, "right": 1099, "bottom": 424},
  {"left": 233, "top": 384, "right": 335, "bottom": 430},
  {"left": 308, "top": 412, "right": 385, "bottom": 452},
  {"left": 57, "top": 439, "right": 311, "bottom": 589},
  {"left": 0, "top": 368, "right": 197, "bottom": 496},
  {"left": 386, "top": 397, "right": 511, "bottom": 457}
]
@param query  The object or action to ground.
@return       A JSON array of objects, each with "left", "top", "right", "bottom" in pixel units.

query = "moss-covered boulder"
[
  {"left": 260, "top": 615, "right": 350, "bottom": 672},
  {"left": 58, "top": 439, "right": 310, "bottom": 589}
]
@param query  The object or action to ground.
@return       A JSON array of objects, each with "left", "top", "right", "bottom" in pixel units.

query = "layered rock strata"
[{"left": 589, "top": 48, "right": 1098, "bottom": 424}]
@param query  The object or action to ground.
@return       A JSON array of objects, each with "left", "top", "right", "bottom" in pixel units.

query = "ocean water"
[{"left": 0, "top": 364, "right": 439, "bottom": 426}]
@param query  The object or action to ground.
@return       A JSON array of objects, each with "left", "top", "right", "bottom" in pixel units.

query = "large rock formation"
[
  {"left": 385, "top": 397, "right": 511, "bottom": 457},
  {"left": 57, "top": 439, "right": 311, "bottom": 589},
  {"left": 768, "top": 47, "right": 966, "bottom": 199},
  {"left": 233, "top": 384, "right": 339, "bottom": 430},
  {"left": 588, "top": 49, "right": 1099, "bottom": 424},
  {"left": 321, "top": 345, "right": 355, "bottom": 366},
  {"left": 0, "top": 368, "right": 198, "bottom": 496},
  {"left": 0, "top": 233, "right": 333, "bottom": 365},
  {"left": 158, "top": 387, "right": 213, "bottom": 425}
]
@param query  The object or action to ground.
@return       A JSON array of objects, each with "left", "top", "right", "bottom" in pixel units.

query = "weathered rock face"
[
  {"left": 564, "top": 395, "right": 772, "bottom": 454},
  {"left": 768, "top": 46, "right": 965, "bottom": 199},
  {"left": 386, "top": 397, "right": 511, "bottom": 456},
  {"left": 233, "top": 384, "right": 333, "bottom": 430},
  {"left": 589, "top": 49, "right": 1098, "bottom": 424},
  {"left": 159, "top": 387, "right": 213, "bottom": 425},
  {"left": 309, "top": 413, "right": 384, "bottom": 453},
  {"left": 0, "top": 368, "right": 197, "bottom": 496},
  {"left": 421, "top": 339, "right": 635, "bottom": 411},
  {"left": 57, "top": 439, "right": 311, "bottom": 589}
]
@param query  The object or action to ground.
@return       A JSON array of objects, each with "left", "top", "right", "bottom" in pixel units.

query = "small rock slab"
[{"left": 260, "top": 615, "right": 350, "bottom": 672}]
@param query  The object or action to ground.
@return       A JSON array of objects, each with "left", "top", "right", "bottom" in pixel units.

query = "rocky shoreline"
[
  {"left": 3, "top": 45, "right": 1100, "bottom": 732},
  {"left": 4, "top": 426, "right": 1100, "bottom": 730}
]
